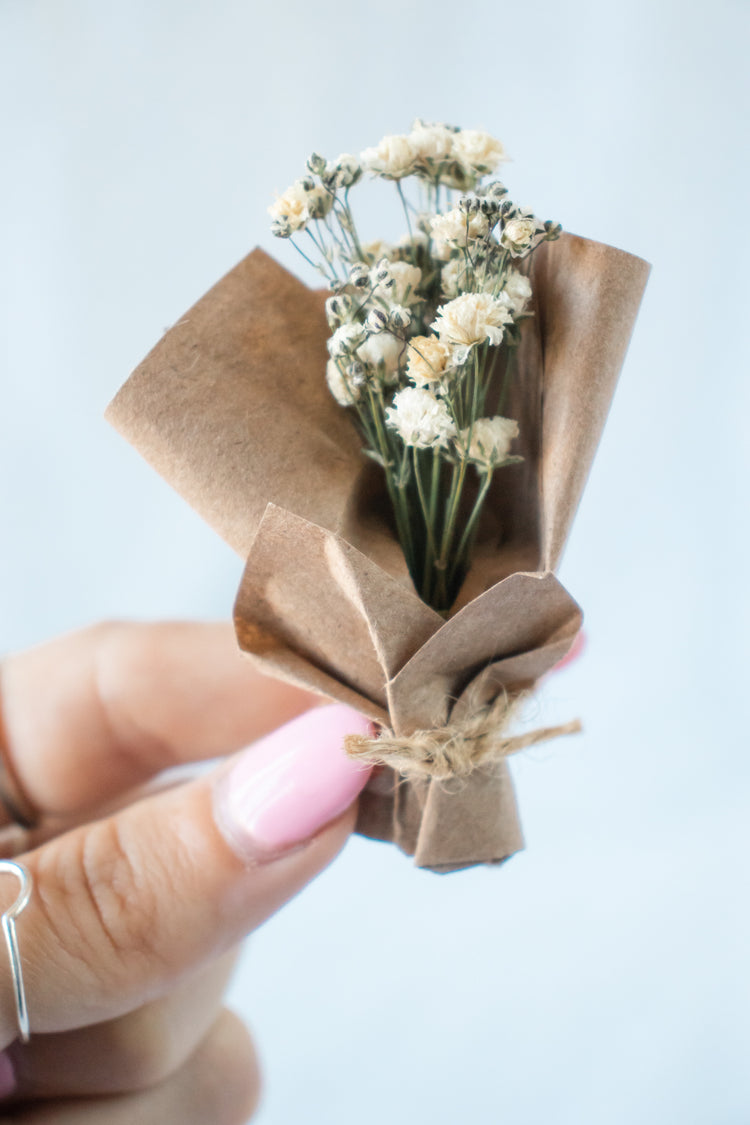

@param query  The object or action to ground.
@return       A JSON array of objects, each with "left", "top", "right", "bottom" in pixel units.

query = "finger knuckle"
[{"left": 37, "top": 817, "right": 170, "bottom": 999}]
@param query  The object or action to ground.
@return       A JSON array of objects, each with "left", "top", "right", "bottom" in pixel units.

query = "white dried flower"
[
  {"left": 452, "top": 130, "right": 507, "bottom": 176},
  {"left": 358, "top": 332, "right": 404, "bottom": 384},
  {"left": 501, "top": 212, "right": 543, "bottom": 257},
  {"left": 405, "top": 335, "right": 453, "bottom": 386},
  {"left": 328, "top": 321, "right": 367, "bottom": 358},
  {"left": 361, "top": 134, "right": 417, "bottom": 179},
  {"left": 362, "top": 238, "right": 395, "bottom": 264},
  {"left": 268, "top": 180, "right": 330, "bottom": 235},
  {"left": 383, "top": 261, "right": 423, "bottom": 306},
  {"left": 431, "top": 292, "right": 513, "bottom": 347},
  {"left": 326, "top": 359, "right": 360, "bottom": 406},
  {"left": 500, "top": 269, "right": 532, "bottom": 316},
  {"left": 440, "top": 257, "right": 469, "bottom": 299},
  {"left": 430, "top": 207, "right": 489, "bottom": 249},
  {"left": 459, "top": 416, "right": 519, "bottom": 467},
  {"left": 409, "top": 121, "right": 455, "bottom": 164},
  {"left": 325, "top": 153, "right": 362, "bottom": 188},
  {"left": 386, "top": 386, "right": 457, "bottom": 449}
]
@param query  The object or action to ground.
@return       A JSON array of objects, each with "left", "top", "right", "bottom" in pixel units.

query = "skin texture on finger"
[
  {"left": 6, "top": 950, "right": 239, "bottom": 1101},
  {"left": 0, "top": 779, "right": 358, "bottom": 1044},
  {"left": 2, "top": 1009, "right": 260, "bottom": 1125},
  {"left": 0, "top": 621, "right": 315, "bottom": 817}
]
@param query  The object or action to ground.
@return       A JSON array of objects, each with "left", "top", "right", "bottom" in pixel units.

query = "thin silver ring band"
[{"left": 0, "top": 860, "right": 32, "bottom": 1043}]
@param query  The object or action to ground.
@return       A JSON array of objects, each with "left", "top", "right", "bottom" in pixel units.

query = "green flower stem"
[
  {"left": 448, "top": 468, "right": 493, "bottom": 586},
  {"left": 366, "top": 386, "right": 415, "bottom": 573},
  {"left": 412, "top": 447, "right": 440, "bottom": 600}
]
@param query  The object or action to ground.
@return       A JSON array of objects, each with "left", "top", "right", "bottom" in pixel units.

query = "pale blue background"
[{"left": 1, "top": 2, "right": 749, "bottom": 1122}]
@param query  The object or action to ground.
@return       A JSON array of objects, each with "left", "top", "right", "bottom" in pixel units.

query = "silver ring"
[{"left": 0, "top": 861, "right": 32, "bottom": 1042}]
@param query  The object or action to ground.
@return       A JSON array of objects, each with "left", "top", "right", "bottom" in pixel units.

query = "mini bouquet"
[{"left": 107, "top": 121, "right": 649, "bottom": 871}]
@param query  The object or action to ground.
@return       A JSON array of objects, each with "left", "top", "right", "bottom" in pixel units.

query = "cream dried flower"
[
  {"left": 358, "top": 332, "right": 405, "bottom": 384},
  {"left": 406, "top": 335, "right": 453, "bottom": 386},
  {"left": 361, "top": 134, "right": 417, "bottom": 179},
  {"left": 385, "top": 387, "right": 457, "bottom": 449},
  {"left": 324, "top": 153, "right": 362, "bottom": 188},
  {"left": 431, "top": 292, "right": 512, "bottom": 347},
  {"left": 362, "top": 238, "right": 395, "bottom": 264},
  {"left": 499, "top": 269, "right": 532, "bottom": 316},
  {"left": 452, "top": 130, "right": 507, "bottom": 176},
  {"left": 268, "top": 181, "right": 330, "bottom": 235},
  {"left": 326, "top": 359, "right": 360, "bottom": 406},
  {"left": 459, "top": 416, "right": 520, "bottom": 467},
  {"left": 440, "top": 257, "right": 470, "bottom": 299},
  {"left": 379, "top": 261, "right": 423, "bottom": 306},
  {"left": 501, "top": 213, "right": 542, "bottom": 257},
  {"left": 430, "top": 207, "right": 490, "bottom": 249},
  {"left": 328, "top": 322, "right": 367, "bottom": 358},
  {"left": 409, "top": 121, "right": 455, "bottom": 165}
]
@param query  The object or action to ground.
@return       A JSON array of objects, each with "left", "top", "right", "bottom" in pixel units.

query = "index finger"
[{"left": 0, "top": 622, "right": 314, "bottom": 819}]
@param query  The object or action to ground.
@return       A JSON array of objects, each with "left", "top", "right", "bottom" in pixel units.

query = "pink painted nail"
[
  {"left": 214, "top": 703, "right": 373, "bottom": 863},
  {"left": 0, "top": 1051, "right": 16, "bottom": 1100}
]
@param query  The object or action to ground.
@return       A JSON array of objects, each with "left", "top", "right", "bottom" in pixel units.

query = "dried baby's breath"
[{"left": 269, "top": 121, "right": 561, "bottom": 610}]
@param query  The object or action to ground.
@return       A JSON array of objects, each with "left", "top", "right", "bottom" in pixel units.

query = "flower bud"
[
  {"left": 389, "top": 305, "right": 411, "bottom": 330},
  {"left": 483, "top": 180, "right": 509, "bottom": 201},
  {"left": 367, "top": 308, "right": 389, "bottom": 332},
  {"left": 349, "top": 265, "right": 370, "bottom": 287},
  {"left": 306, "top": 152, "right": 327, "bottom": 175},
  {"left": 270, "top": 218, "right": 292, "bottom": 238}
]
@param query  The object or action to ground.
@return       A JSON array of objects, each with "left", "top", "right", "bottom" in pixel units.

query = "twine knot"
[{"left": 345, "top": 691, "right": 581, "bottom": 781}]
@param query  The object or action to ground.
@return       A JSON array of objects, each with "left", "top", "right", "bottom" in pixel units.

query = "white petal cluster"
[
  {"left": 362, "top": 238, "right": 395, "bottom": 264},
  {"left": 371, "top": 260, "right": 423, "bottom": 306},
  {"left": 410, "top": 121, "right": 455, "bottom": 164},
  {"left": 452, "top": 130, "right": 507, "bottom": 176},
  {"left": 385, "top": 387, "right": 457, "bottom": 449},
  {"left": 358, "top": 332, "right": 404, "bottom": 384},
  {"left": 500, "top": 211, "right": 545, "bottom": 257},
  {"left": 328, "top": 322, "right": 367, "bottom": 358},
  {"left": 431, "top": 292, "right": 513, "bottom": 347},
  {"left": 430, "top": 207, "right": 489, "bottom": 251},
  {"left": 440, "top": 257, "right": 469, "bottom": 299},
  {"left": 459, "top": 416, "right": 519, "bottom": 468},
  {"left": 361, "top": 123, "right": 507, "bottom": 187},
  {"left": 324, "top": 153, "right": 361, "bottom": 189},
  {"left": 360, "top": 134, "right": 417, "bottom": 179},
  {"left": 268, "top": 180, "right": 331, "bottom": 236},
  {"left": 326, "top": 359, "right": 361, "bottom": 406},
  {"left": 405, "top": 335, "right": 453, "bottom": 386},
  {"left": 498, "top": 269, "right": 532, "bottom": 316}
]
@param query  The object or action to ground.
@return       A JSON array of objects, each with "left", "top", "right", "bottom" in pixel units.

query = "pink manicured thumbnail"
[{"left": 215, "top": 703, "right": 373, "bottom": 862}]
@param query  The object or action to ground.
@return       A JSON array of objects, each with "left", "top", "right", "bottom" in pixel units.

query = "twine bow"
[{"left": 345, "top": 691, "right": 581, "bottom": 781}]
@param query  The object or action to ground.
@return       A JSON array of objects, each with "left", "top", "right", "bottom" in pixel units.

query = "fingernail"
[
  {"left": 214, "top": 703, "right": 373, "bottom": 863},
  {"left": 0, "top": 1050, "right": 16, "bottom": 1099}
]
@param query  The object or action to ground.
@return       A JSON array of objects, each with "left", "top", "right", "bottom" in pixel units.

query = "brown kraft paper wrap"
[{"left": 106, "top": 233, "right": 650, "bottom": 872}]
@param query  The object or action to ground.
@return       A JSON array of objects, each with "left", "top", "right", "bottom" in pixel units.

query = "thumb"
[{"left": 0, "top": 703, "right": 372, "bottom": 1044}]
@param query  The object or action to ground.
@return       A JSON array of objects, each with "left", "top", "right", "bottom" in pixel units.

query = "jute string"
[{"left": 345, "top": 690, "right": 582, "bottom": 781}]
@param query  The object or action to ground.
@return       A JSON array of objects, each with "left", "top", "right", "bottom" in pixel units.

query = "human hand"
[{"left": 0, "top": 622, "right": 372, "bottom": 1123}]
